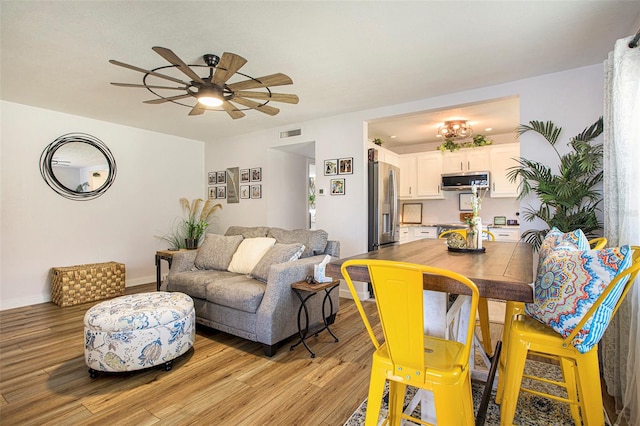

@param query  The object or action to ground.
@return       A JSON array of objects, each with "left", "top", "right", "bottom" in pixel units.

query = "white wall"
[{"left": 0, "top": 102, "right": 204, "bottom": 309}]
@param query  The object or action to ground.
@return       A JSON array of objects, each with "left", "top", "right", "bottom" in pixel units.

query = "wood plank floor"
[
  {"left": 0, "top": 284, "right": 507, "bottom": 425},
  {"left": 0, "top": 283, "right": 383, "bottom": 425}
]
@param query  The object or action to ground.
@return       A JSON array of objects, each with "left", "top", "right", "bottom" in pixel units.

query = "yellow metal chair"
[
  {"left": 499, "top": 246, "right": 639, "bottom": 426},
  {"left": 495, "top": 237, "right": 608, "bottom": 404},
  {"left": 438, "top": 228, "right": 496, "bottom": 356},
  {"left": 341, "top": 259, "right": 479, "bottom": 425}
]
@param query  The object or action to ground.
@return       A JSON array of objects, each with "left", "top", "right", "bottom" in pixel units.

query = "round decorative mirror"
[{"left": 39, "top": 133, "right": 117, "bottom": 201}]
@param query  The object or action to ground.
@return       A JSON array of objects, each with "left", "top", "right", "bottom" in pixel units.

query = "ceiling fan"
[{"left": 110, "top": 46, "right": 299, "bottom": 119}]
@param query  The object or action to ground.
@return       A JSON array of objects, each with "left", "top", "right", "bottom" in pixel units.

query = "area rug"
[{"left": 344, "top": 359, "right": 605, "bottom": 425}]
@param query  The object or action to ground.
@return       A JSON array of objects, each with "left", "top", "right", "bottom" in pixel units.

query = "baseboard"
[
  {"left": 126, "top": 276, "right": 156, "bottom": 287},
  {"left": 339, "top": 287, "right": 371, "bottom": 300}
]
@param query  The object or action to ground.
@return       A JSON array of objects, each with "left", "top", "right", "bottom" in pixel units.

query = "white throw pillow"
[{"left": 227, "top": 237, "right": 277, "bottom": 274}]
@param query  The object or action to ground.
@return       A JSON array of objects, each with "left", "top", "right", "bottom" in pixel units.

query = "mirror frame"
[{"left": 39, "top": 133, "right": 117, "bottom": 201}]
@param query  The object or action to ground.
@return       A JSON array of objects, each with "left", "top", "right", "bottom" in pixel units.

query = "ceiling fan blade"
[
  {"left": 212, "top": 52, "right": 248, "bottom": 86},
  {"left": 109, "top": 59, "right": 189, "bottom": 85},
  {"left": 233, "top": 91, "right": 299, "bottom": 104},
  {"left": 111, "top": 82, "right": 186, "bottom": 90},
  {"left": 143, "top": 94, "right": 193, "bottom": 104},
  {"left": 231, "top": 97, "right": 280, "bottom": 116},
  {"left": 227, "top": 73, "right": 293, "bottom": 91},
  {"left": 189, "top": 104, "right": 207, "bottom": 116},
  {"left": 152, "top": 46, "right": 205, "bottom": 84},
  {"left": 220, "top": 100, "right": 245, "bottom": 119}
]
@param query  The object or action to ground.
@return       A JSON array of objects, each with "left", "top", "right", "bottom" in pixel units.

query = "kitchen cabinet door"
[
  {"left": 398, "top": 154, "right": 417, "bottom": 199},
  {"left": 413, "top": 226, "right": 438, "bottom": 240},
  {"left": 489, "top": 143, "right": 520, "bottom": 198},
  {"left": 441, "top": 147, "right": 490, "bottom": 173},
  {"left": 489, "top": 227, "right": 521, "bottom": 242},
  {"left": 416, "top": 152, "right": 444, "bottom": 199}
]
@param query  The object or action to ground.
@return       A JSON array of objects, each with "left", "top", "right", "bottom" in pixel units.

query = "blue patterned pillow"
[
  {"left": 525, "top": 245, "right": 632, "bottom": 353},
  {"left": 538, "top": 227, "right": 590, "bottom": 268}
]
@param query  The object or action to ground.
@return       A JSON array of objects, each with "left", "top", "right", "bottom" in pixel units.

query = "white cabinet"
[
  {"left": 489, "top": 227, "right": 521, "bottom": 242},
  {"left": 441, "top": 147, "right": 491, "bottom": 173},
  {"left": 413, "top": 226, "right": 438, "bottom": 240},
  {"left": 399, "top": 152, "right": 443, "bottom": 199},
  {"left": 398, "top": 226, "right": 438, "bottom": 244},
  {"left": 368, "top": 142, "right": 399, "bottom": 167},
  {"left": 416, "top": 152, "right": 444, "bottom": 199},
  {"left": 489, "top": 143, "right": 520, "bottom": 198},
  {"left": 398, "top": 155, "right": 417, "bottom": 198}
]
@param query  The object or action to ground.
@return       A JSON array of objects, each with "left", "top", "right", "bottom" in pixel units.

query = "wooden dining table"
[{"left": 326, "top": 239, "right": 534, "bottom": 303}]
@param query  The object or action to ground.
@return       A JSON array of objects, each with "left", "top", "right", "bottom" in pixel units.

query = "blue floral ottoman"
[{"left": 84, "top": 291, "right": 195, "bottom": 377}]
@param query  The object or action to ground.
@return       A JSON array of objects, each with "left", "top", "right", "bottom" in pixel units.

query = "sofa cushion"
[
  {"left": 224, "top": 226, "right": 270, "bottom": 238},
  {"left": 525, "top": 245, "right": 632, "bottom": 353},
  {"left": 167, "top": 269, "right": 238, "bottom": 299},
  {"left": 250, "top": 243, "right": 306, "bottom": 283},
  {"left": 267, "top": 228, "right": 328, "bottom": 258},
  {"left": 227, "top": 237, "right": 277, "bottom": 274},
  {"left": 195, "top": 234, "right": 244, "bottom": 271},
  {"left": 206, "top": 275, "right": 267, "bottom": 313}
]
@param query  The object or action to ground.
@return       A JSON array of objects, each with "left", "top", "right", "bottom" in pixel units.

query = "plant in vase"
[
  {"left": 465, "top": 184, "right": 486, "bottom": 249},
  {"left": 180, "top": 197, "right": 223, "bottom": 249}
]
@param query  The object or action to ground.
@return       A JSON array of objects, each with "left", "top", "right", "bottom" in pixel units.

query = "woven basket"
[{"left": 51, "top": 262, "right": 125, "bottom": 307}]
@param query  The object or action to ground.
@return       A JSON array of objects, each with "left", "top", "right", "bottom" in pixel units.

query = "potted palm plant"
[
  {"left": 507, "top": 117, "right": 603, "bottom": 250},
  {"left": 180, "top": 197, "right": 222, "bottom": 249}
]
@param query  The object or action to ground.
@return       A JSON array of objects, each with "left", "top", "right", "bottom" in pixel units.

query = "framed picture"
[
  {"left": 226, "top": 167, "right": 239, "bottom": 204},
  {"left": 250, "top": 167, "right": 262, "bottom": 182},
  {"left": 240, "top": 169, "right": 250, "bottom": 183},
  {"left": 208, "top": 186, "right": 216, "bottom": 199},
  {"left": 251, "top": 184, "right": 262, "bottom": 199},
  {"left": 240, "top": 185, "right": 250, "bottom": 199},
  {"left": 338, "top": 157, "right": 353, "bottom": 174},
  {"left": 459, "top": 193, "right": 473, "bottom": 211},
  {"left": 216, "top": 171, "right": 226, "bottom": 185},
  {"left": 216, "top": 186, "right": 226, "bottom": 199},
  {"left": 324, "top": 159, "right": 337, "bottom": 175},
  {"left": 208, "top": 172, "right": 216, "bottom": 185},
  {"left": 330, "top": 178, "right": 345, "bottom": 195}
]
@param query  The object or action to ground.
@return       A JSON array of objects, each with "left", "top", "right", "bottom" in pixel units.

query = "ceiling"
[{"left": 1, "top": 1, "right": 638, "bottom": 145}]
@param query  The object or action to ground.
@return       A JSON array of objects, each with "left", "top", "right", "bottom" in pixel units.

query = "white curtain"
[{"left": 602, "top": 34, "right": 640, "bottom": 425}]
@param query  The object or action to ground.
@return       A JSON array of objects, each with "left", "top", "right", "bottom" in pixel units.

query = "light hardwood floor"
[{"left": 0, "top": 283, "right": 381, "bottom": 425}]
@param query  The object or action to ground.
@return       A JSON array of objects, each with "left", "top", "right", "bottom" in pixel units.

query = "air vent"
[{"left": 280, "top": 128, "right": 302, "bottom": 138}]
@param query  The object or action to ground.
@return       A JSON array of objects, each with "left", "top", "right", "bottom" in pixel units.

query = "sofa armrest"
[
  {"left": 325, "top": 240, "right": 340, "bottom": 257},
  {"left": 255, "top": 255, "right": 336, "bottom": 342},
  {"left": 167, "top": 250, "right": 198, "bottom": 279}
]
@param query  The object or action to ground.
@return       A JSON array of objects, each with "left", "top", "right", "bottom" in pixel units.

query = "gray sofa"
[{"left": 165, "top": 226, "right": 340, "bottom": 356}]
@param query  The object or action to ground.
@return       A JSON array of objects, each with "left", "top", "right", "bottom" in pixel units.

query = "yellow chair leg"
[
  {"left": 496, "top": 301, "right": 524, "bottom": 404},
  {"left": 432, "top": 375, "right": 474, "bottom": 425},
  {"left": 478, "top": 297, "right": 493, "bottom": 356},
  {"left": 499, "top": 333, "right": 529, "bottom": 426},
  {"left": 388, "top": 381, "right": 406, "bottom": 424},
  {"left": 365, "top": 364, "right": 388, "bottom": 426},
  {"left": 559, "top": 357, "right": 581, "bottom": 425},
  {"left": 575, "top": 349, "right": 605, "bottom": 426}
]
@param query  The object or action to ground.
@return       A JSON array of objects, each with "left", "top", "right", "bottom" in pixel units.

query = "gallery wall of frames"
[{"left": 208, "top": 166, "right": 262, "bottom": 203}]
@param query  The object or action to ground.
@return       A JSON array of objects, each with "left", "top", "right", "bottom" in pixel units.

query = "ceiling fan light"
[{"left": 197, "top": 87, "right": 223, "bottom": 107}]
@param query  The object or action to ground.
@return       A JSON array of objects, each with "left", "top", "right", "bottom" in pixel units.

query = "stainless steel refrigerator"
[{"left": 368, "top": 161, "right": 400, "bottom": 251}]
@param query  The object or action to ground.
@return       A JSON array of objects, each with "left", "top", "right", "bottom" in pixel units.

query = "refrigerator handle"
[{"left": 389, "top": 169, "right": 397, "bottom": 239}]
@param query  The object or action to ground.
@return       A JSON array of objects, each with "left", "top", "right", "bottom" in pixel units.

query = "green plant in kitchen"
[
  {"left": 180, "top": 197, "right": 223, "bottom": 249},
  {"left": 372, "top": 138, "right": 384, "bottom": 146},
  {"left": 507, "top": 117, "right": 603, "bottom": 250},
  {"left": 437, "top": 134, "right": 493, "bottom": 152}
]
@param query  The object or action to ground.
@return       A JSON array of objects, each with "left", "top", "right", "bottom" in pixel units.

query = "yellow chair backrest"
[
  {"left": 438, "top": 228, "right": 496, "bottom": 241},
  {"left": 341, "top": 259, "right": 480, "bottom": 374},
  {"left": 588, "top": 237, "right": 607, "bottom": 250}
]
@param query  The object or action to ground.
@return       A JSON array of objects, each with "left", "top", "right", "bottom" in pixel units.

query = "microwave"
[{"left": 441, "top": 171, "right": 490, "bottom": 191}]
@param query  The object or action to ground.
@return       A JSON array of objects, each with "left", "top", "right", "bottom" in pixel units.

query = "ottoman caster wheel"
[
  {"left": 88, "top": 368, "right": 98, "bottom": 378},
  {"left": 164, "top": 361, "right": 173, "bottom": 371}
]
